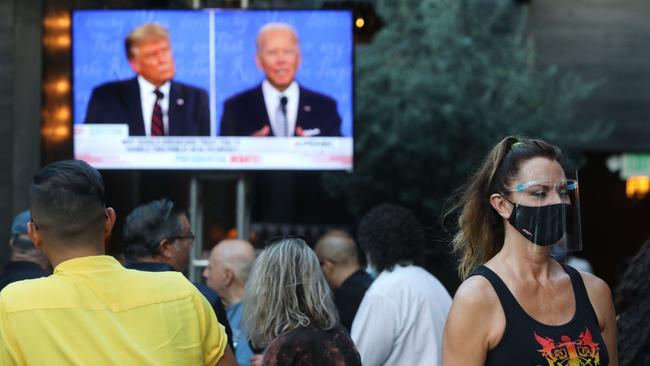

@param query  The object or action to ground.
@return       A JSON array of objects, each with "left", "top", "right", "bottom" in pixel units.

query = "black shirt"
[
  {"left": 333, "top": 269, "right": 374, "bottom": 331},
  {"left": 124, "top": 260, "right": 173, "bottom": 272},
  {"left": 473, "top": 265, "right": 609, "bottom": 366},
  {"left": 0, "top": 260, "right": 49, "bottom": 291}
]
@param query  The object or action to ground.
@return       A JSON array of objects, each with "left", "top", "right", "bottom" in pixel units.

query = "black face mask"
[{"left": 507, "top": 202, "right": 571, "bottom": 246}]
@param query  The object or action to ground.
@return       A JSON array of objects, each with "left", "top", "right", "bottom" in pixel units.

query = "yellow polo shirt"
[{"left": 0, "top": 255, "right": 227, "bottom": 366}]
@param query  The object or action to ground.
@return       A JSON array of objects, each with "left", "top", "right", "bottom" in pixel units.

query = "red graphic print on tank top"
[{"left": 534, "top": 327, "right": 601, "bottom": 366}]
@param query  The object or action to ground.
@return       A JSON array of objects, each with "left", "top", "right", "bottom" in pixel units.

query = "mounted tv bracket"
[{"left": 187, "top": 172, "right": 251, "bottom": 282}]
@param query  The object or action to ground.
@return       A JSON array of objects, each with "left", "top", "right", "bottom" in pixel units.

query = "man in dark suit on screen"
[
  {"left": 84, "top": 23, "right": 210, "bottom": 136},
  {"left": 219, "top": 22, "right": 342, "bottom": 137}
]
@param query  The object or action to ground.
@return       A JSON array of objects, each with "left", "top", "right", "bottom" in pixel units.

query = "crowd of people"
[{"left": 1, "top": 136, "right": 647, "bottom": 365}]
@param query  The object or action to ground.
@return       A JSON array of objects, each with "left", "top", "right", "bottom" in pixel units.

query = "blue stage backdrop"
[
  {"left": 213, "top": 10, "right": 353, "bottom": 137},
  {"left": 72, "top": 10, "right": 211, "bottom": 126}
]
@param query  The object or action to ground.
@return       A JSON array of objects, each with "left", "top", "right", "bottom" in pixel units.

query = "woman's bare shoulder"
[
  {"left": 452, "top": 274, "right": 501, "bottom": 311},
  {"left": 577, "top": 270, "right": 612, "bottom": 298},
  {"left": 444, "top": 272, "right": 506, "bottom": 357}
]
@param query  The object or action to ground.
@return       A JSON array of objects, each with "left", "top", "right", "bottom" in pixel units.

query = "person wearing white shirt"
[{"left": 351, "top": 204, "right": 452, "bottom": 366}]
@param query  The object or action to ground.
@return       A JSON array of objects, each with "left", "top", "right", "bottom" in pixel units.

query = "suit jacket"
[
  {"left": 219, "top": 84, "right": 342, "bottom": 137},
  {"left": 84, "top": 77, "right": 210, "bottom": 136}
]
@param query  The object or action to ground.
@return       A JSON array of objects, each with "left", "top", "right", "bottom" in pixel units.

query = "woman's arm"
[
  {"left": 215, "top": 346, "right": 237, "bottom": 366},
  {"left": 442, "top": 276, "right": 504, "bottom": 366},
  {"left": 581, "top": 272, "right": 619, "bottom": 366}
]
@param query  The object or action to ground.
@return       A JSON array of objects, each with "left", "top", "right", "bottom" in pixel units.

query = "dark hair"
[
  {"left": 29, "top": 160, "right": 106, "bottom": 243},
  {"left": 122, "top": 199, "right": 184, "bottom": 260},
  {"left": 451, "top": 136, "right": 562, "bottom": 279},
  {"left": 357, "top": 203, "right": 425, "bottom": 273},
  {"left": 615, "top": 240, "right": 650, "bottom": 366}
]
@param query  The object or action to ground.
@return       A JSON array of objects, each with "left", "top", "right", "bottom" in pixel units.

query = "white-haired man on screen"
[{"left": 219, "top": 22, "right": 342, "bottom": 137}]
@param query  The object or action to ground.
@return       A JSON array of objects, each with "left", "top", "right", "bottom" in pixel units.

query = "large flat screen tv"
[{"left": 73, "top": 9, "right": 353, "bottom": 170}]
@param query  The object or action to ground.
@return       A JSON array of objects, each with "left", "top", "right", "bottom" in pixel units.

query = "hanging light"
[{"left": 626, "top": 176, "right": 650, "bottom": 199}]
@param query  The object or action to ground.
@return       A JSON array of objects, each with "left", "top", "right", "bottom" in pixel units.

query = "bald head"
[
  {"left": 315, "top": 230, "right": 359, "bottom": 266},
  {"left": 204, "top": 239, "right": 256, "bottom": 305},
  {"left": 213, "top": 239, "right": 256, "bottom": 281},
  {"left": 315, "top": 230, "right": 362, "bottom": 289}
]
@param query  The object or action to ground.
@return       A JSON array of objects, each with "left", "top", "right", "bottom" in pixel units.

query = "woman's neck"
[{"left": 494, "top": 228, "right": 555, "bottom": 281}]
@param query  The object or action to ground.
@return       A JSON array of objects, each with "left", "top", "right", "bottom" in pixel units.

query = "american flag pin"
[
  {"left": 176, "top": 98, "right": 184, "bottom": 106},
  {"left": 303, "top": 105, "right": 312, "bottom": 112}
]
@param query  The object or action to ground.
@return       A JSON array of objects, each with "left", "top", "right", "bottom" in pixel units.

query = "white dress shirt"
[
  {"left": 137, "top": 76, "right": 171, "bottom": 136},
  {"left": 351, "top": 265, "right": 452, "bottom": 366},
  {"left": 262, "top": 79, "right": 299, "bottom": 136}
]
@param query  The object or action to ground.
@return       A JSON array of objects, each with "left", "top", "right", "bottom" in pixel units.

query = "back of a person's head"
[
  {"left": 243, "top": 237, "right": 337, "bottom": 348},
  {"left": 216, "top": 239, "right": 256, "bottom": 284},
  {"left": 616, "top": 240, "right": 650, "bottom": 311},
  {"left": 357, "top": 203, "right": 425, "bottom": 273},
  {"left": 315, "top": 229, "right": 359, "bottom": 267},
  {"left": 10, "top": 210, "right": 34, "bottom": 250},
  {"left": 615, "top": 240, "right": 650, "bottom": 366},
  {"left": 29, "top": 160, "right": 106, "bottom": 244},
  {"left": 123, "top": 198, "right": 182, "bottom": 260}
]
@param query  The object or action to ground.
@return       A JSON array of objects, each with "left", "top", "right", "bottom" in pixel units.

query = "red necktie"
[{"left": 151, "top": 89, "right": 164, "bottom": 136}]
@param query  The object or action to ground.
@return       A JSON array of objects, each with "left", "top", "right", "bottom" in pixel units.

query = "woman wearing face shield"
[{"left": 442, "top": 137, "right": 618, "bottom": 366}]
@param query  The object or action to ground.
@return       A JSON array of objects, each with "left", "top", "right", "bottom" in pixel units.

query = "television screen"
[{"left": 72, "top": 9, "right": 353, "bottom": 170}]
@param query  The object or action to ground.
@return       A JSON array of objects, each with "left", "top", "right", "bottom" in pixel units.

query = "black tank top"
[{"left": 471, "top": 265, "right": 609, "bottom": 366}]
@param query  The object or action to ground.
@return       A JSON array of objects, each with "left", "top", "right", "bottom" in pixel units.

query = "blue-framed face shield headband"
[{"left": 501, "top": 174, "right": 582, "bottom": 253}]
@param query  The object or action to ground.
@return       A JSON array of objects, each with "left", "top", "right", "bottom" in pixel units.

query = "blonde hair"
[
  {"left": 125, "top": 23, "right": 170, "bottom": 59},
  {"left": 450, "top": 136, "right": 562, "bottom": 279},
  {"left": 242, "top": 238, "right": 337, "bottom": 348}
]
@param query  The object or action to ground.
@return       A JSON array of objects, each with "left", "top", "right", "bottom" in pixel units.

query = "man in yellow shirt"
[{"left": 0, "top": 160, "right": 236, "bottom": 366}]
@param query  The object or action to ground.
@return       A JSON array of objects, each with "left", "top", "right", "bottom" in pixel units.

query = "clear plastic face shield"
[{"left": 501, "top": 167, "right": 582, "bottom": 254}]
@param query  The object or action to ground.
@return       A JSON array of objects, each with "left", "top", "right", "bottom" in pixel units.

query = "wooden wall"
[{"left": 529, "top": 0, "right": 650, "bottom": 151}]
